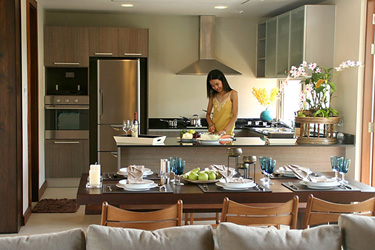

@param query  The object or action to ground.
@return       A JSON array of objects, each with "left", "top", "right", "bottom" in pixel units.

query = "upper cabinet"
[
  {"left": 45, "top": 26, "right": 89, "bottom": 67},
  {"left": 118, "top": 28, "right": 149, "bottom": 57},
  {"left": 257, "top": 5, "right": 335, "bottom": 78},
  {"left": 89, "top": 27, "right": 119, "bottom": 57}
]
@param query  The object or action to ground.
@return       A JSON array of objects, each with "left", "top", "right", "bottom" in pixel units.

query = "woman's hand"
[
  {"left": 208, "top": 124, "right": 215, "bottom": 133},
  {"left": 218, "top": 130, "right": 226, "bottom": 135}
]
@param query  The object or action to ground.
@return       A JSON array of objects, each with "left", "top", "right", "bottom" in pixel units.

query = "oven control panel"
[{"left": 45, "top": 95, "right": 89, "bottom": 105}]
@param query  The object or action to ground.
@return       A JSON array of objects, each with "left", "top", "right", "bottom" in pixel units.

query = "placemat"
[
  {"left": 281, "top": 182, "right": 359, "bottom": 192},
  {"left": 103, "top": 183, "right": 174, "bottom": 193},
  {"left": 198, "top": 183, "right": 271, "bottom": 193}
]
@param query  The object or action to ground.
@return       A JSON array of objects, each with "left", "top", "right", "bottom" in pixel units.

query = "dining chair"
[
  {"left": 220, "top": 196, "right": 299, "bottom": 229},
  {"left": 100, "top": 200, "right": 183, "bottom": 230},
  {"left": 302, "top": 194, "right": 375, "bottom": 229}
]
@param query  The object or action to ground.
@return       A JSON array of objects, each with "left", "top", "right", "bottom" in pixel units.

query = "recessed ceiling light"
[
  {"left": 215, "top": 6, "right": 228, "bottom": 10},
  {"left": 121, "top": 4, "right": 134, "bottom": 8}
]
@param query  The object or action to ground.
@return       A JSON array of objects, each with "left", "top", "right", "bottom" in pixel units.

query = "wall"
[
  {"left": 43, "top": 12, "right": 279, "bottom": 119},
  {"left": 324, "top": 0, "right": 366, "bottom": 179}
]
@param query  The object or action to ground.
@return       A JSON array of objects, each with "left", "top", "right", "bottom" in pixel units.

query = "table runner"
[{"left": 197, "top": 183, "right": 271, "bottom": 193}]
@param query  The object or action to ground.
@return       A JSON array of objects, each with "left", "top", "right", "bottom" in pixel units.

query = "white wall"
[
  {"left": 43, "top": 12, "right": 279, "bottom": 119},
  {"left": 324, "top": 0, "right": 366, "bottom": 180}
]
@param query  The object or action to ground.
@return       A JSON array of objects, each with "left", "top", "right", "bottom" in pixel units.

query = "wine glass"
[
  {"left": 123, "top": 120, "right": 132, "bottom": 136},
  {"left": 175, "top": 159, "right": 185, "bottom": 186},
  {"left": 330, "top": 156, "right": 343, "bottom": 181},
  {"left": 339, "top": 158, "right": 351, "bottom": 184},
  {"left": 264, "top": 158, "right": 276, "bottom": 185},
  {"left": 259, "top": 156, "right": 269, "bottom": 183}
]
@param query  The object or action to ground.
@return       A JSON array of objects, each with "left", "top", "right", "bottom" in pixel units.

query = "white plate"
[
  {"left": 118, "top": 179, "right": 154, "bottom": 189},
  {"left": 198, "top": 139, "right": 220, "bottom": 145},
  {"left": 215, "top": 182, "right": 255, "bottom": 190},
  {"left": 300, "top": 181, "right": 340, "bottom": 189},
  {"left": 218, "top": 178, "right": 255, "bottom": 188},
  {"left": 116, "top": 183, "right": 157, "bottom": 191}
]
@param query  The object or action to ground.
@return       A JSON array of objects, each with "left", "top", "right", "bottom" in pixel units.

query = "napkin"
[
  {"left": 281, "top": 164, "right": 312, "bottom": 180},
  {"left": 127, "top": 165, "right": 144, "bottom": 184},
  {"left": 209, "top": 165, "right": 238, "bottom": 183}
]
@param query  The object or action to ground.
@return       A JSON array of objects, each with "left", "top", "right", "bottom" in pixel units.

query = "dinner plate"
[
  {"left": 300, "top": 181, "right": 340, "bottom": 189},
  {"left": 116, "top": 183, "right": 157, "bottom": 191},
  {"left": 215, "top": 182, "right": 255, "bottom": 190},
  {"left": 118, "top": 179, "right": 155, "bottom": 189},
  {"left": 217, "top": 179, "right": 256, "bottom": 188}
]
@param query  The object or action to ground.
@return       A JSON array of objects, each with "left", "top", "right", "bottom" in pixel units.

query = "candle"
[
  {"left": 89, "top": 170, "right": 100, "bottom": 186},
  {"left": 90, "top": 163, "right": 101, "bottom": 173}
]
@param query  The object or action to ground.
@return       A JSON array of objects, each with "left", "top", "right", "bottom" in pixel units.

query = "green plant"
[{"left": 287, "top": 60, "right": 362, "bottom": 118}]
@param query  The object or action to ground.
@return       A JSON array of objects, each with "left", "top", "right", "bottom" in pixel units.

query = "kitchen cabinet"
[
  {"left": 118, "top": 28, "right": 149, "bottom": 57},
  {"left": 44, "top": 26, "right": 89, "bottom": 67},
  {"left": 89, "top": 27, "right": 119, "bottom": 57},
  {"left": 45, "top": 139, "right": 89, "bottom": 178},
  {"left": 256, "top": 23, "right": 266, "bottom": 77},
  {"left": 257, "top": 5, "right": 335, "bottom": 78}
]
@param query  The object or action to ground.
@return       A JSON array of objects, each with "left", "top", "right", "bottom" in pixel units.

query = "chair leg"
[
  {"left": 215, "top": 212, "right": 219, "bottom": 224},
  {"left": 184, "top": 213, "right": 189, "bottom": 225},
  {"left": 190, "top": 213, "right": 194, "bottom": 225}
]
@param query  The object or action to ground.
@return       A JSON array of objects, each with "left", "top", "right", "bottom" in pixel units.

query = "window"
[{"left": 278, "top": 79, "right": 301, "bottom": 127}]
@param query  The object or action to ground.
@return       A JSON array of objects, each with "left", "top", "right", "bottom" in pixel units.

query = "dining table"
[{"left": 76, "top": 171, "right": 375, "bottom": 226}]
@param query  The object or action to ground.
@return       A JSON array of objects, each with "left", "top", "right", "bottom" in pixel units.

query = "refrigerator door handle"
[
  {"left": 111, "top": 152, "right": 118, "bottom": 158},
  {"left": 99, "top": 90, "right": 104, "bottom": 120},
  {"left": 111, "top": 125, "right": 123, "bottom": 131}
]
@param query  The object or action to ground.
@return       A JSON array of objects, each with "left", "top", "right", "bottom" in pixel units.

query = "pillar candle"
[{"left": 89, "top": 170, "right": 100, "bottom": 186}]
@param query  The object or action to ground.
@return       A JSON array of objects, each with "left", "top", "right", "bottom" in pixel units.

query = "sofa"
[{"left": 1, "top": 214, "right": 374, "bottom": 250}]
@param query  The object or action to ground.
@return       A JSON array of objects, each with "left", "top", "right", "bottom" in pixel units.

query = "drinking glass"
[
  {"left": 264, "top": 158, "right": 276, "bottom": 185},
  {"left": 330, "top": 156, "right": 343, "bottom": 181},
  {"left": 175, "top": 159, "right": 185, "bottom": 186},
  {"left": 123, "top": 120, "right": 132, "bottom": 135},
  {"left": 339, "top": 158, "right": 351, "bottom": 184}
]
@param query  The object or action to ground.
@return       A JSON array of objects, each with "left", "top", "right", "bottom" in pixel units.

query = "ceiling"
[{"left": 38, "top": 0, "right": 326, "bottom": 18}]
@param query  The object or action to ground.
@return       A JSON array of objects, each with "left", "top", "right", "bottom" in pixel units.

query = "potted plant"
[
  {"left": 286, "top": 60, "right": 362, "bottom": 144},
  {"left": 251, "top": 87, "right": 280, "bottom": 122}
]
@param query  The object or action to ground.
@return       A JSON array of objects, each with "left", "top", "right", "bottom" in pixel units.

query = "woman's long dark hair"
[{"left": 206, "top": 69, "right": 232, "bottom": 98}]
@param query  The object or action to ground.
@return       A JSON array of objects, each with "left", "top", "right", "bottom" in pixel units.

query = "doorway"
[{"left": 27, "top": 0, "right": 39, "bottom": 202}]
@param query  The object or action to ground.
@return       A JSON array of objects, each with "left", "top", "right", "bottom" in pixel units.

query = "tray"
[{"left": 114, "top": 134, "right": 166, "bottom": 145}]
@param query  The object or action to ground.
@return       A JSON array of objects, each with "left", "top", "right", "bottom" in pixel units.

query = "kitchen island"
[{"left": 115, "top": 136, "right": 354, "bottom": 174}]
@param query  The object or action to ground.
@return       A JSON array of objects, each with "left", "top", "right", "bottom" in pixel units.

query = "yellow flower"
[{"left": 252, "top": 87, "right": 280, "bottom": 107}]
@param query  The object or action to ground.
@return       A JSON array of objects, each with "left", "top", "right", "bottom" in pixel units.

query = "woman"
[{"left": 206, "top": 69, "right": 238, "bottom": 135}]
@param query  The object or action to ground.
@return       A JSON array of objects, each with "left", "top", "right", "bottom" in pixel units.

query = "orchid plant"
[{"left": 286, "top": 60, "right": 362, "bottom": 118}]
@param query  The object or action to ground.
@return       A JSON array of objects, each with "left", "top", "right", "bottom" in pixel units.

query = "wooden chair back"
[
  {"left": 101, "top": 200, "right": 183, "bottom": 230},
  {"left": 220, "top": 196, "right": 299, "bottom": 229},
  {"left": 303, "top": 194, "right": 375, "bottom": 229}
]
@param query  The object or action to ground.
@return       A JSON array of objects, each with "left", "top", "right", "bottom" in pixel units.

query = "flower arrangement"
[
  {"left": 287, "top": 60, "right": 362, "bottom": 118},
  {"left": 251, "top": 87, "right": 280, "bottom": 109}
]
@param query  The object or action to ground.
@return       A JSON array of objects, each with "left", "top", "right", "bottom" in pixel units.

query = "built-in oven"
[{"left": 45, "top": 95, "right": 89, "bottom": 139}]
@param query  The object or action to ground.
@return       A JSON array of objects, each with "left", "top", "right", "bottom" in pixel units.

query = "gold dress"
[{"left": 212, "top": 91, "right": 235, "bottom": 134}]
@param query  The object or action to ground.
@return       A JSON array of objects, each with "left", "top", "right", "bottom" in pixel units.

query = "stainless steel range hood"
[{"left": 177, "top": 16, "right": 241, "bottom": 75}]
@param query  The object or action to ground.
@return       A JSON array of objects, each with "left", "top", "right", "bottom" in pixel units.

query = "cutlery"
[
  {"left": 288, "top": 182, "right": 298, "bottom": 190},
  {"left": 108, "top": 186, "right": 112, "bottom": 192},
  {"left": 107, "top": 173, "right": 112, "bottom": 179},
  {"left": 255, "top": 184, "right": 265, "bottom": 191},
  {"left": 203, "top": 184, "right": 209, "bottom": 191},
  {"left": 158, "top": 183, "right": 166, "bottom": 192},
  {"left": 339, "top": 184, "right": 352, "bottom": 190}
]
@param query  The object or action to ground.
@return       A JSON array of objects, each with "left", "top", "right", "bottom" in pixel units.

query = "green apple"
[
  {"left": 208, "top": 172, "right": 217, "bottom": 180},
  {"left": 188, "top": 172, "right": 199, "bottom": 180},
  {"left": 198, "top": 172, "right": 209, "bottom": 181}
]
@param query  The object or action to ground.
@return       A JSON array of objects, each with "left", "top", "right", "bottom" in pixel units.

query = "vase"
[{"left": 260, "top": 109, "right": 272, "bottom": 122}]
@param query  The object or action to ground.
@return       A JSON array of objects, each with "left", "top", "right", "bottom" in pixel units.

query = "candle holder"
[{"left": 243, "top": 156, "right": 257, "bottom": 180}]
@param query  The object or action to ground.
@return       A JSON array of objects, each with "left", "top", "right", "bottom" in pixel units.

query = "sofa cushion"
[
  {"left": 339, "top": 214, "right": 375, "bottom": 250},
  {"left": 0, "top": 228, "right": 85, "bottom": 250},
  {"left": 86, "top": 224, "right": 214, "bottom": 250},
  {"left": 216, "top": 222, "right": 341, "bottom": 250}
]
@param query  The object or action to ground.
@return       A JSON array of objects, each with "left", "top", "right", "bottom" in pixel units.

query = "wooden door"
[
  {"left": 118, "top": 28, "right": 148, "bottom": 57},
  {"left": 44, "top": 26, "right": 89, "bottom": 67},
  {"left": 89, "top": 27, "right": 119, "bottom": 57}
]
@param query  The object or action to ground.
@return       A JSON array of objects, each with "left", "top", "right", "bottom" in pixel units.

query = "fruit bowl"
[{"left": 183, "top": 178, "right": 220, "bottom": 184}]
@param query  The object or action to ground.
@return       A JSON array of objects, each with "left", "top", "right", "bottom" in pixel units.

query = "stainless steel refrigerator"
[{"left": 97, "top": 59, "right": 140, "bottom": 172}]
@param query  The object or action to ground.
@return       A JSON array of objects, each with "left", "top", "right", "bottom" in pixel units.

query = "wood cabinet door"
[
  {"left": 118, "top": 28, "right": 148, "bottom": 57},
  {"left": 44, "top": 26, "right": 89, "bottom": 67},
  {"left": 89, "top": 27, "right": 119, "bottom": 57},
  {"left": 45, "top": 139, "right": 89, "bottom": 178}
]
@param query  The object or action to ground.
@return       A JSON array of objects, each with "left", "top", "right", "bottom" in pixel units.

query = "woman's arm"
[
  {"left": 206, "top": 97, "right": 215, "bottom": 133},
  {"left": 218, "top": 90, "right": 238, "bottom": 135}
]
